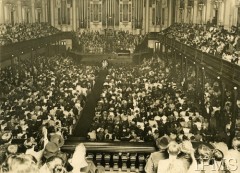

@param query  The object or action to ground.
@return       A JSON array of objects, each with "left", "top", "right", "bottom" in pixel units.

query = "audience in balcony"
[
  {"left": 0, "top": 23, "right": 60, "bottom": 46},
  {"left": 163, "top": 23, "right": 240, "bottom": 65}
]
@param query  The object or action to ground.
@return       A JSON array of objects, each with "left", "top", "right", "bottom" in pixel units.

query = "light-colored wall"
[
  {"left": 2, "top": 0, "right": 240, "bottom": 32},
  {"left": 175, "top": 0, "right": 240, "bottom": 29},
  {"left": 0, "top": 0, "right": 47, "bottom": 24}
]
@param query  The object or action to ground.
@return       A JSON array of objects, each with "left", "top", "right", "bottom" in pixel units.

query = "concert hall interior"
[{"left": 0, "top": 0, "right": 240, "bottom": 173}]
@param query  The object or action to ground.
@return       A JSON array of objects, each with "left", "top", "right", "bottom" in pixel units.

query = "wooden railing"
[
  {"left": 62, "top": 141, "right": 156, "bottom": 153},
  {"left": 0, "top": 32, "right": 73, "bottom": 62},
  {"left": 159, "top": 35, "right": 240, "bottom": 86}
]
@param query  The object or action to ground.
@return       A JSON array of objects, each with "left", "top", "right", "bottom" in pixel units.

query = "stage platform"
[{"left": 69, "top": 51, "right": 133, "bottom": 64}]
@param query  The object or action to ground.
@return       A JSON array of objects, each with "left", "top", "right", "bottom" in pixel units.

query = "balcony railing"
[
  {"left": 159, "top": 35, "right": 240, "bottom": 86},
  {"left": 0, "top": 32, "right": 73, "bottom": 62},
  {"left": 62, "top": 141, "right": 156, "bottom": 153}
]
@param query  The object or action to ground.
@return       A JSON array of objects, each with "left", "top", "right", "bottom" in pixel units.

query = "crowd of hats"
[
  {"left": 87, "top": 54, "right": 240, "bottom": 145},
  {"left": 0, "top": 52, "right": 239, "bottom": 172},
  {"left": 0, "top": 55, "right": 98, "bottom": 145},
  {"left": 150, "top": 135, "right": 240, "bottom": 173},
  {"left": 0, "top": 126, "right": 99, "bottom": 173},
  {"left": 163, "top": 23, "right": 240, "bottom": 65},
  {"left": 76, "top": 30, "right": 144, "bottom": 53},
  {"left": 0, "top": 23, "right": 60, "bottom": 46}
]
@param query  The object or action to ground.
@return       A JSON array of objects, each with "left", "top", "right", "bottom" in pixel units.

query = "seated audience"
[
  {"left": 76, "top": 30, "right": 144, "bottom": 53},
  {"left": 162, "top": 23, "right": 240, "bottom": 65},
  {"left": 0, "top": 23, "right": 60, "bottom": 46}
]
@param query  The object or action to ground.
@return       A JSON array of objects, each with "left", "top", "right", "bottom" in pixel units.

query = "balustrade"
[
  {"left": 159, "top": 35, "right": 240, "bottom": 86},
  {"left": 0, "top": 32, "right": 73, "bottom": 63}
]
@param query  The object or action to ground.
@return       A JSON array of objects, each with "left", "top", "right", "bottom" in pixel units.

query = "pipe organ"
[
  {"left": 0, "top": 0, "right": 174, "bottom": 33},
  {"left": 75, "top": 0, "right": 163, "bottom": 32}
]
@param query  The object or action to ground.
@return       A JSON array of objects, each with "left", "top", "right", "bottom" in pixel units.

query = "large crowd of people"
[
  {"left": 0, "top": 55, "right": 101, "bottom": 173},
  {"left": 0, "top": 55, "right": 99, "bottom": 142},
  {"left": 87, "top": 56, "right": 236, "bottom": 145},
  {"left": 0, "top": 54, "right": 239, "bottom": 173},
  {"left": 0, "top": 23, "right": 60, "bottom": 46},
  {"left": 0, "top": 20, "right": 240, "bottom": 173},
  {"left": 163, "top": 23, "right": 240, "bottom": 65},
  {"left": 76, "top": 30, "right": 144, "bottom": 53}
]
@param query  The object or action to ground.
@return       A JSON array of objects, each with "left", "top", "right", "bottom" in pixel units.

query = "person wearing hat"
[
  {"left": 225, "top": 137, "right": 240, "bottom": 173},
  {"left": 40, "top": 155, "right": 66, "bottom": 173},
  {"left": 177, "top": 140, "right": 195, "bottom": 171},
  {"left": 43, "top": 142, "right": 60, "bottom": 160},
  {"left": 193, "top": 144, "right": 214, "bottom": 173},
  {"left": 145, "top": 136, "right": 170, "bottom": 173},
  {"left": 50, "top": 133, "right": 65, "bottom": 148},
  {"left": 0, "top": 131, "right": 13, "bottom": 145},
  {"left": 24, "top": 136, "right": 46, "bottom": 164}
]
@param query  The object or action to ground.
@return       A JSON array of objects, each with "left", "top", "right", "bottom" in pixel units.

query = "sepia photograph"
[{"left": 0, "top": 0, "right": 240, "bottom": 173}]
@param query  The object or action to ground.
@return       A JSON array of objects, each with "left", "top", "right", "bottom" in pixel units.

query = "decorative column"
[
  {"left": 193, "top": 0, "right": 198, "bottom": 24},
  {"left": 187, "top": 6, "right": 192, "bottom": 23},
  {"left": 183, "top": 0, "right": 188, "bottom": 23},
  {"left": 230, "top": 87, "right": 238, "bottom": 143},
  {"left": 219, "top": 0, "right": 224, "bottom": 25},
  {"left": 180, "top": 53, "right": 184, "bottom": 80},
  {"left": 142, "top": 0, "right": 146, "bottom": 33},
  {"left": 4, "top": 4, "right": 10, "bottom": 23},
  {"left": 31, "top": 0, "right": 35, "bottom": 23},
  {"left": 194, "top": 62, "right": 199, "bottom": 100},
  {"left": 223, "top": 0, "right": 231, "bottom": 29},
  {"left": 216, "top": 76, "right": 225, "bottom": 112},
  {"left": 205, "top": 0, "right": 211, "bottom": 24},
  {"left": 160, "top": 42, "right": 163, "bottom": 54},
  {"left": 0, "top": 0, "right": 4, "bottom": 24},
  {"left": 42, "top": 0, "right": 46, "bottom": 22},
  {"left": 145, "top": 0, "right": 149, "bottom": 33},
  {"left": 198, "top": 0, "right": 205, "bottom": 25},
  {"left": 72, "top": 0, "right": 76, "bottom": 31},
  {"left": 168, "top": 0, "right": 172, "bottom": 26},
  {"left": 179, "top": 8, "right": 184, "bottom": 23},
  {"left": 76, "top": 1, "right": 79, "bottom": 29},
  {"left": 212, "top": 0, "right": 223, "bottom": 25},
  {"left": 179, "top": 0, "right": 185, "bottom": 23},
  {"left": 50, "top": 0, "right": 55, "bottom": 26},
  {"left": 201, "top": 67, "right": 205, "bottom": 108},
  {"left": 184, "top": 56, "right": 188, "bottom": 78},
  {"left": 17, "top": 0, "right": 22, "bottom": 23}
]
